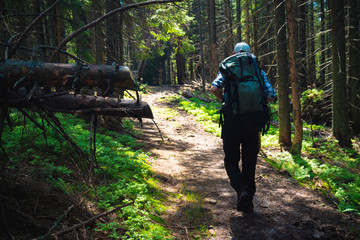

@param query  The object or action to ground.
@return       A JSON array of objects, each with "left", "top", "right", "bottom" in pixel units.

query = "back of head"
[{"left": 233, "top": 42, "right": 251, "bottom": 54}]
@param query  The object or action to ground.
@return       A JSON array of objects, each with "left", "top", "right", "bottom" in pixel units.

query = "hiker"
[{"left": 211, "top": 42, "right": 276, "bottom": 213}]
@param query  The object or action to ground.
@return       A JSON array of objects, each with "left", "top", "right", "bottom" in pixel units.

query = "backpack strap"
[{"left": 251, "top": 57, "right": 271, "bottom": 135}]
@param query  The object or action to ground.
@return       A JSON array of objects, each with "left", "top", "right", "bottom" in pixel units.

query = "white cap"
[{"left": 233, "top": 42, "right": 251, "bottom": 53}]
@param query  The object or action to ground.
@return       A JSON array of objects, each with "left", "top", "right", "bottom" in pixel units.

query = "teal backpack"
[{"left": 219, "top": 52, "right": 270, "bottom": 134}]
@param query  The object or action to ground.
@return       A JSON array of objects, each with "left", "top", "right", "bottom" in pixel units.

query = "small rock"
[
  {"left": 208, "top": 199, "right": 217, "bottom": 204},
  {"left": 209, "top": 228, "right": 216, "bottom": 236}
]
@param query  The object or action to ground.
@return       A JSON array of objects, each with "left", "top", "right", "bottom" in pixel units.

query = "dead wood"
[
  {"left": 1, "top": 59, "right": 138, "bottom": 92},
  {"left": 52, "top": 201, "right": 135, "bottom": 238},
  {"left": 6, "top": 90, "right": 153, "bottom": 119}
]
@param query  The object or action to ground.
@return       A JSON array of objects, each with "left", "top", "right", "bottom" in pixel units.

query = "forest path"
[{"left": 135, "top": 85, "right": 359, "bottom": 240}]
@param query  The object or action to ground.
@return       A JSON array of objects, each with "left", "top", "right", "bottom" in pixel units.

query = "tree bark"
[
  {"left": 94, "top": 1, "right": 105, "bottom": 64},
  {"left": 319, "top": 0, "right": 326, "bottom": 87},
  {"left": 236, "top": 0, "right": 242, "bottom": 42},
  {"left": 106, "top": 0, "right": 120, "bottom": 64},
  {"left": 176, "top": 47, "right": 186, "bottom": 85},
  {"left": 1, "top": 60, "right": 138, "bottom": 91},
  {"left": 33, "top": 0, "right": 47, "bottom": 59},
  {"left": 348, "top": 0, "right": 360, "bottom": 134},
  {"left": 208, "top": 0, "right": 218, "bottom": 79},
  {"left": 7, "top": 91, "right": 153, "bottom": 119},
  {"left": 224, "top": 0, "right": 234, "bottom": 56},
  {"left": 275, "top": 0, "right": 292, "bottom": 148},
  {"left": 330, "top": 0, "right": 351, "bottom": 146},
  {"left": 55, "top": 5, "right": 66, "bottom": 63},
  {"left": 287, "top": 0, "right": 303, "bottom": 154},
  {"left": 245, "top": 0, "right": 250, "bottom": 44},
  {"left": 197, "top": 0, "right": 205, "bottom": 91},
  {"left": 253, "top": 0, "right": 258, "bottom": 56},
  {"left": 308, "top": 0, "right": 316, "bottom": 87},
  {"left": 297, "top": 0, "right": 307, "bottom": 90}
]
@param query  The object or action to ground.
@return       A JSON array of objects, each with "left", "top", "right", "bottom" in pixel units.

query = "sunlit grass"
[{"left": 3, "top": 110, "right": 175, "bottom": 239}]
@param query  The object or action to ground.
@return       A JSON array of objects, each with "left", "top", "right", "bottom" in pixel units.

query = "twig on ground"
[
  {"left": 53, "top": 201, "right": 135, "bottom": 237},
  {"left": 34, "top": 205, "right": 74, "bottom": 240},
  {"left": 152, "top": 119, "right": 164, "bottom": 141},
  {"left": 184, "top": 226, "right": 190, "bottom": 240}
]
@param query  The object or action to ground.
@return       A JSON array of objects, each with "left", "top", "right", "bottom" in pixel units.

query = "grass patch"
[{"left": 3, "top": 110, "right": 175, "bottom": 239}]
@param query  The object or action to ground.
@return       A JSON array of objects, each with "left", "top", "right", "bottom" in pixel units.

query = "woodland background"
[
  {"left": 1, "top": 0, "right": 359, "bottom": 151},
  {"left": 1, "top": 0, "right": 360, "bottom": 239}
]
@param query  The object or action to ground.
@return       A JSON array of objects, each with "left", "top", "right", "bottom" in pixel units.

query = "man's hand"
[
  {"left": 211, "top": 85, "right": 223, "bottom": 102},
  {"left": 267, "top": 95, "right": 277, "bottom": 102}
]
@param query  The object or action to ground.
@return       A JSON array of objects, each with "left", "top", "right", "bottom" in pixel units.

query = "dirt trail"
[{"left": 136, "top": 86, "right": 360, "bottom": 240}]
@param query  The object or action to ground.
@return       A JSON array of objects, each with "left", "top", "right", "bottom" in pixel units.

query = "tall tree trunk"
[
  {"left": 189, "top": 58, "right": 194, "bottom": 81},
  {"left": 176, "top": 47, "right": 186, "bottom": 85},
  {"left": 0, "top": 0, "right": 7, "bottom": 58},
  {"left": 73, "top": 5, "right": 91, "bottom": 63},
  {"left": 348, "top": 0, "right": 360, "bottom": 134},
  {"left": 275, "top": 0, "right": 292, "bottom": 148},
  {"left": 330, "top": 0, "right": 351, "bottom": 146},
  {"left": 297, "top": 0, "right": 307, "bottom": 90},
  {"left": 245, "top": 0, "right": 250, "bottom": 44},
  {"left": 54, "top": 5, "right": 65, "bottom": 63},
  {"left": 33, "top": 0, "right": 47, "bottom": 60},
  {"left": 208, "top": 0, "right": 218, "bottom": 79},
  {"left": 287, "top": 0, "right": 303, "bottom": 154},
  {"left": 319, "top": 0, "right": 326, "bottom": 87},
  {"left": 224, "top": 0, "right": 234, "bottom": 56},
  {"left": 118, "top": 10, "right": 124, "bottom": 65},
  {"left": 308, "top": 0, "right": 316, "bottom": 87},
  {"left": 197, "top": 0, "right": 205, "bottom": 91},
  {"left": 236, "top": 0, "right": 242, "bottom": 42},
  {"left": 95, "top": 2, "right": 105, "bottom": 64},
  {"left": 167, "top": 53, "right": 172, "bottom": 85},
  {"left": 253, "top": 0, "right": 258, "bottom": 56},
  {"left": 106, "top": 0, "right": 119, "bottom": 64}
]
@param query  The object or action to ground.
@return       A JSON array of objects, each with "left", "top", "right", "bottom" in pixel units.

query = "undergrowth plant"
[
  {"left": 3, "top": 110, "right": 174, "bottom": 239},
  {"left": 165, "top": 91, "right": 360, "bottom": 215}
]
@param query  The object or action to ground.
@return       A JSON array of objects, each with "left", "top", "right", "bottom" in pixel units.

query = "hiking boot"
[
  {"left": 243, "top": 200, "right": 254, "bottom": 214},
  {"left": 237, "top": 191, "right": 254, "bottom": 213}
]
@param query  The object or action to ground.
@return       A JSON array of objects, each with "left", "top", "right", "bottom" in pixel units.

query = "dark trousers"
[{"left": 222, "top": 116, "right": 260, "bottom": 198}]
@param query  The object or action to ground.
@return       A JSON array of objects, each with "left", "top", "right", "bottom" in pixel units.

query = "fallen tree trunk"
[
  {"left": 6, "top": 90, "right": 153, "bottom": 119},
  {"left": 0, "top": 59, "right": 138, "bottom": 91}
]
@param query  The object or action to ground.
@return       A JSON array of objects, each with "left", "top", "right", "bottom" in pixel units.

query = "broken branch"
[{"left": 53, "top": 201, "right": 135, "bottom": 237}]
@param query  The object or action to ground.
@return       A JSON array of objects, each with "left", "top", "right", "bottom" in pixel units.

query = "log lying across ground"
[
  {"left": 7, "top": 90, "right": 153, "bottom": 119},
  {"left": 1, "top": 60, "right": 154, "bottom": 119},
  {"left": 0, "top": 59, "right": 138, "bottom": 91}
]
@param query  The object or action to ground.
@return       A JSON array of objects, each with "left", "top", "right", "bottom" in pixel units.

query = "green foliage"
[
  {"left": 301, "top": 88, "right": 324, "bottom": 105},
  {"left": 2, "top": 110, "right": 174, "bottom": 239},
  {"left": 161, "top": 93, "right": 222, "bottom": 137}
]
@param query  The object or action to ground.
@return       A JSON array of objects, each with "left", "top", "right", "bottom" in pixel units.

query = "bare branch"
[{"left": 53, "top": 201, "right": 135, "bottom": 237}]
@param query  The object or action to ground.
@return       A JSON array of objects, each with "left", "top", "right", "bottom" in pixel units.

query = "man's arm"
[
  {"left": 261, "top": 70, "right": 277, "bottom": 102},
  {"left": 211, "top": 72, "right": 225, "bottom": 102},
  {"left": 211, "top": 85, "right": 223, "bottom": 102}
]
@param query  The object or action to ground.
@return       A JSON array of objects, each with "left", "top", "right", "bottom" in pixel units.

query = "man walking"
[{"left": 211, "top": 42, "right": 276, "bottom": 213}]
